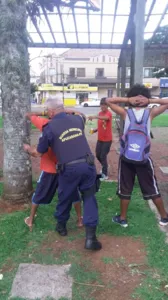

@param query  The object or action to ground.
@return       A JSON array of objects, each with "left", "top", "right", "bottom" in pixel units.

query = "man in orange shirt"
[
  {"left": 24, "top": 111, "right": 82, "bottom": 231},
  {"left": 88, "top": 98, "right": 112, "bottom": 180}
]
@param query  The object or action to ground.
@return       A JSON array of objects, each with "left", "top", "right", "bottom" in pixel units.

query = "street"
[{"left": 31, "top": 104, "right": 100, "bottom": 115}]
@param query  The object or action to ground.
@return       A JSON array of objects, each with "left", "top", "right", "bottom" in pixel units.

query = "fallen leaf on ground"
[{"left": 108, "top": 198, "right": 113, "bottom": 201}]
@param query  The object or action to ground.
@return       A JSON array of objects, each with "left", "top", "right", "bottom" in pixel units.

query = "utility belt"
[{"left": 56, "top": 153, "right": 95, "bottom": 173}]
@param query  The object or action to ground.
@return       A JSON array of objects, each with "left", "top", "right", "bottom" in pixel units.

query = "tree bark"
[{"left": 0, "top": 0, "right": 32, "bottom": 202}]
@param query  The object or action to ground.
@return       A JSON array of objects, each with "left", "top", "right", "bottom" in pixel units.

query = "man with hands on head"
[{"left": 105, "top": 84, "right": 168, "bottom": 228}]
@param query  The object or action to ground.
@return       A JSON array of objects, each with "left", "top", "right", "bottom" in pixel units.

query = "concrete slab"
[
  {"left": 10, "top": 263, "right": 73, "bottom": 300},
  {"left": 160, "top": 167, "right": 168, "bottom": 174},
  {"left": 148, "top": 199, "right": 168, "bottom": 244},
  {"left": 158, "top": 182, "right": 168, "bottom": 214}
]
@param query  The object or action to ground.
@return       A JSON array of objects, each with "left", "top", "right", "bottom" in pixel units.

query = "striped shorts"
[{"left": 117, "top": 157, "right": 161, "bottom": 200}]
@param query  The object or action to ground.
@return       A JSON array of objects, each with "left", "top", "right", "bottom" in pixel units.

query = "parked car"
[
  {"left": 148, "top": 97, "right": 159, "bottom": 108},
  {"left": 81, "top": 99, "right": 100, "bottom": 107},
  {"left": 148, "top": 103, "right": 160, "bottom": 108},
  {"left": 148, "top": 97, "right": 168, "bottom": 108}
]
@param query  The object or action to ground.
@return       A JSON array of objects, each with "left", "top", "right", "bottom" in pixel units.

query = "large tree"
[
  {"left": 0, "top": 0, "right": 32, "bottom": 203},
  {"left": 153, "top": 68, "right": 168, "bottom": 78},
  {"left": 0, "top": 0, "right": 97, "bottom": 203},
  {"left": 147, "top": 25, "right": 168, "bottom": 45},
  {"left": 147, "top": 25, "right": 168, "bottom": 79}
]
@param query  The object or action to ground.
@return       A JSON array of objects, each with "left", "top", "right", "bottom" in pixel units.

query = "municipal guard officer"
[{"left": 37, "top": 97, "right": 102, "bottom": 251}]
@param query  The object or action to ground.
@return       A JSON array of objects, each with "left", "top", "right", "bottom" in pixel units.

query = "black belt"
[{"left": 66, "top": 158, "right": 86, "bottom": 165}]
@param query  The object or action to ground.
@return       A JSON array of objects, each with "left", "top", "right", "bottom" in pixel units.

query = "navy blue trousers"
[{"left": 55, "top": 163, "right": 98, "bottom": 227}]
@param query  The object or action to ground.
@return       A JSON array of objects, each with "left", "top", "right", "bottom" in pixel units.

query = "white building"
[{"left": 39, "top": 49, "right": 160, "bottom": 103}]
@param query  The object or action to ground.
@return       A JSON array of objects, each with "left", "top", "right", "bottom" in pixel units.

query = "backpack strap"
[
  {"left": 142, "top": 109, "right": 150, "bottom": 124},
  {"left": 127, "top": 108, "right": 150, "bottom": 124},
  {"left": 127, "top": 109, "right": 137, "bottom": 122}
]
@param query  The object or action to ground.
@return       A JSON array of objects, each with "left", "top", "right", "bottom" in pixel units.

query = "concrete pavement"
[{"left": 10, "top": 263, "right": 73, "bottom": 300}]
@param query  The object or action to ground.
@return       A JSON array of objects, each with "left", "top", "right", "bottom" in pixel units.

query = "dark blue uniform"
[{"left": 37, "top": 112, "right": 98, "bottom": 227}]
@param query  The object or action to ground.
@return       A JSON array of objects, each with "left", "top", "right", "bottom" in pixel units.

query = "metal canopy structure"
[{"left": 27, "top": 0, "right": 168, "bottom": 49}]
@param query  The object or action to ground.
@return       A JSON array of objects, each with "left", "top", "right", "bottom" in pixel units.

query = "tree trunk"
[{"left": 0, "top": 0, "right": 33, "bottom": 202}]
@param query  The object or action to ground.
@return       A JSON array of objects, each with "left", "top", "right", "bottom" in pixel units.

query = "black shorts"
[
  {"left": 32, "top": 172, "right": 81, "bottom": 205},
  {"left": 117, "top": 157, "right": 161, "bottom": 200},
  {"left": 32, "top": 172, "right": 59, "bottom": 205}
]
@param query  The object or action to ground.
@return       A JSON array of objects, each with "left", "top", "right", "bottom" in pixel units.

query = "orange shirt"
[
  {"left": 98, "top": 110, "right": 112, "bottom": 142},
  {"left": 31, "top": 116, "right": 57, "bottom": 173}
]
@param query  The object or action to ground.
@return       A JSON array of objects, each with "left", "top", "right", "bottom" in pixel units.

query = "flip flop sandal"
[{"left": 24, "top": 217, "right": 33, "bottom": 232}]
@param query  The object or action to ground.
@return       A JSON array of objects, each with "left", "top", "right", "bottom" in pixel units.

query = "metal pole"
[
  {"left": 120, "top": 50, "right": 126, "bottom": 97},
  {"left": 133, "top": 0, "right": 146, "bottom": 84},
  {"left": 120, "top": 51, "right": 126, "bottom": 136},
  {"left": 62, "top": 73, "right": 65, "bottom": 104},
  {"left": 56, "top": 58, "right": 58, "bottom": 83},
  {"left": 130, "top": 43, "right": 135, "bottom": 88},
  {"left": 117, "top": 66, "right": 121, "bottom": 96}
]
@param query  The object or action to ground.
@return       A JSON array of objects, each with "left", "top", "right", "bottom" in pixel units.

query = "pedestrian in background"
[{"left": 88, "top": 97, "right": 112, "bottom": 180}]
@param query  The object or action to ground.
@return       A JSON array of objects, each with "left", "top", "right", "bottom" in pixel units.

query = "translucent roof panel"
[
  {"left": 114, "top": 16, "right": 129, "bottom": 33},
  {"left": 117, "top": 0, "right": 131, "bottom": 15},
  {"left": 27, "top": 0, "right": 168, "bottom": 48}
]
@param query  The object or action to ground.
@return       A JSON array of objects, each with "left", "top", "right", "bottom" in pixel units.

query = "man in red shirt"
[
  {"left": 89, "top": 98, "right": 112, "bottom": 180},
  {"left": 24, "top": 111, "right": 83, "bottom": 231}
]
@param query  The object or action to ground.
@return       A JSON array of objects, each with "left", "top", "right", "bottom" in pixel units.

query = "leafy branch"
[{"left": 26, "top": 0, "right": 99, "bottom": 23}]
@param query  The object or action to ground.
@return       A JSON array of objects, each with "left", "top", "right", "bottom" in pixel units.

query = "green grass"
[
  {"left": 0, "top": 116, "right": 3, "bottom": 129},
  {"left": 87, "top": 114, "right": 168, "bottom": 130},
  {"left": 152, "top": 114, "right": 168, "bottom": 127},
  {"left": 1, "top": 182, "right": 168, "bottom": 299},
  {"left": 0, "top": 116, "right": 48, "bottom": 130},
  {"left": 0, "top": 114, "right": 168, "bottom": 131},
  {"left": 0, "top": 117, "right": 115, "bottom": 130}
]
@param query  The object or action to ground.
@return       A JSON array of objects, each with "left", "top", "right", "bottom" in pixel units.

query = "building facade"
[
  {"left": 39, "top": 49, "right": 120, "bottom": 103},
  {"left": 39, "top": 49, "right": 165, "bottom": 104}
]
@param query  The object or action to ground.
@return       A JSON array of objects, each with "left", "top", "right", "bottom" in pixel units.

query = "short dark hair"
[
  {"left": 100, "top": 97, "right": 107, "bottom": 105},
  {"left": 127, "top": 84, "right": 151, "bottom": 99}
]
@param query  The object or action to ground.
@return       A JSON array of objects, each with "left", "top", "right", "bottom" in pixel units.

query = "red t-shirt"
[
  {"left": 31, "top": 116, "right": 57, "bottom": 173},
  {"left": 98, "top": 110, "right": 112, "bottom": 142}
]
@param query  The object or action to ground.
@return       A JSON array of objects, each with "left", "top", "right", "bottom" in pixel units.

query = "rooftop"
[{"left": 27, "top": 0, "right": 168, "bottom": 49}]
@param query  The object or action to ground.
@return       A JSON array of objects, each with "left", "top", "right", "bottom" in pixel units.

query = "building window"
[
  {"left": 95, "top": 68, "right": 104, "bottom": 78},
  {"left": 127, "top": 68, "right": 131, "bottom": 78},
  {"left": 49, "top": 68, "right": 55, "bottom": 76},
  {"left": 50, "top": 57, "right": 53, "bottom": 67},
  {"left": 108, "top": 89, "right": 113, "bottom": 97},
  {"left": 143, "top": 68, "right": 153, "bottom": 78},
  {"left": 77, "top": 68, "right": 85, "bottom": 77},
  {"left": 114, "top": 57, "right": 118, "bottom": 63},
  {"left": 102, "top": 55, "right": 105, "bottom": 62},
  {"left": 69, "top": 68, "right": 75, "bottom": 77},
  {"left": 144, "top": 68, "right": 150, "bottom": 78}
]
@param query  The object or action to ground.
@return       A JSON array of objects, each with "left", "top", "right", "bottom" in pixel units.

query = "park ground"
[{"left": 1, "top": 114, "right": 168, "bottom": 299}]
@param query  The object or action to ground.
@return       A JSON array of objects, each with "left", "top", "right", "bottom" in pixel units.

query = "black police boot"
[
  {"left": 56, "top": 223, "right": 67, "bottom": 236},
  {"left": 85, "top": 226, "right": 102, "bottom": 251}
]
